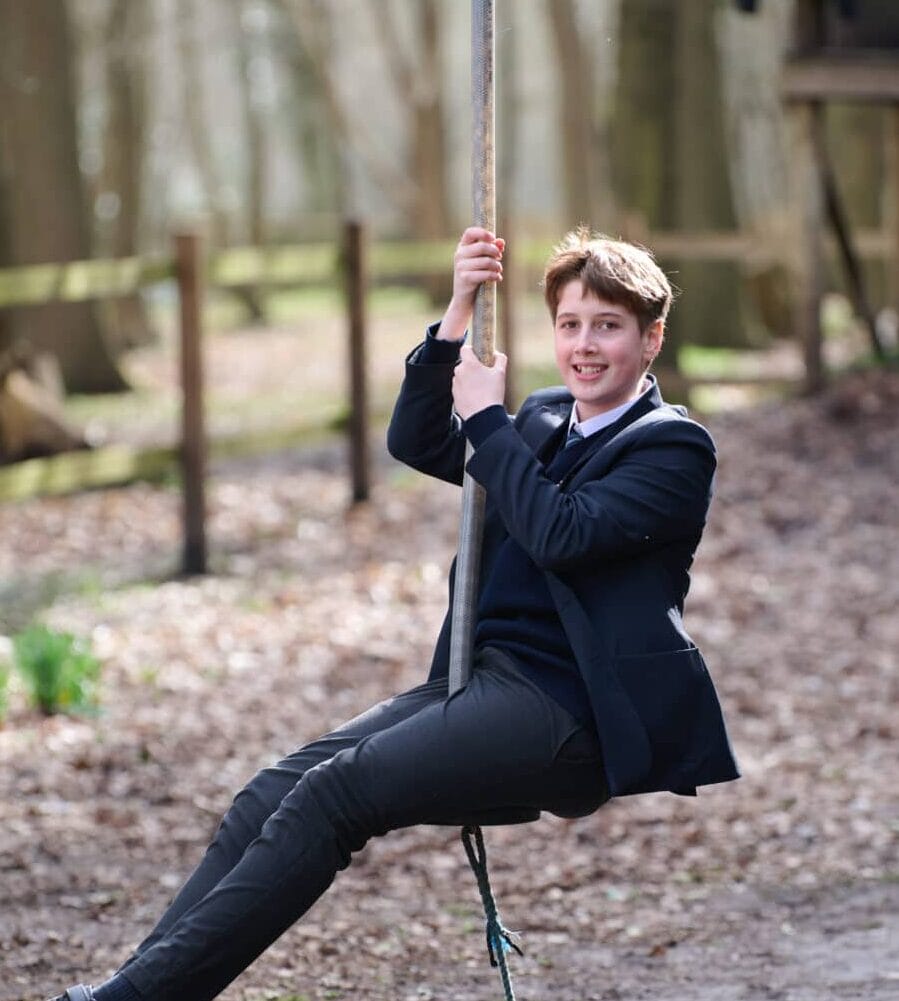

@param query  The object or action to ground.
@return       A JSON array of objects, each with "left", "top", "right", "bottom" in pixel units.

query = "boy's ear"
[{"left": 642, "top": 319, "right": 664, "bottom": 366}]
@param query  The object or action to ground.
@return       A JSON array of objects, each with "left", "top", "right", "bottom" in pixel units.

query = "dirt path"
[{"left": 1, "top": 371, "right": 897, "bottom": 1001}]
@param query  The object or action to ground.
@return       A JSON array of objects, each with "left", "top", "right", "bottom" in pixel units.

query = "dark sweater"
[
  {"left": 416, "top": 329, "right": 592, "bottom": 724},
  {"left": 463, "top": 405, "right": 594, "bottom": 723}
]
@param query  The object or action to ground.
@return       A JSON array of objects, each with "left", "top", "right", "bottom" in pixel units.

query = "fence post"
[
  {"left": 175, "top": 230, "right": 208, "bottom": 573},
  {"left": 344, "top": 219, "right": 370, "bottom": 503},
  {"left": 793, "top": 101, "right": 826, "bottom": 393}
]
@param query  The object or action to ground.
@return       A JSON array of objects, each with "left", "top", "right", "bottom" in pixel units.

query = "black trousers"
[{"left": 119, "top": 649, "right": 609, "bottom": 1001}]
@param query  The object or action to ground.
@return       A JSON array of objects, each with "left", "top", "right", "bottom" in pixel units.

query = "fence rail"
[
  {"left": 2, "top": 223, "right": 891, "bottom": 564},
  {"left": 0, "top": 255, "right": 174, "bottom": 309},
  {"left": 2, "top": 227, "right": 893, "bottom": 310}
]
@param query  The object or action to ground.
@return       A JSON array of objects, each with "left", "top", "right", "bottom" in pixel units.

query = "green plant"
[{"left": 12, "top": 625, "right": 101, "bottom": 715}]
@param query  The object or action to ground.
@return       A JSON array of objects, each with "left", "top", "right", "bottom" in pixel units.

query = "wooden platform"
[{"left": 782, "top": 51, "right": 899, "bottom": 103}]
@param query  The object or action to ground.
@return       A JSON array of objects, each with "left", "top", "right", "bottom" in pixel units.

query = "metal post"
[
  {"left": 448, "top": 0, "right": 496, "bottom": 694},
  {"left": 175, "top": 230, "right": 208, "bottom": 574}
]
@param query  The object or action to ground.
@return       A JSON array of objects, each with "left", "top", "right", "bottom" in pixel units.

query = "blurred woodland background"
[
  {"left": 1, "top": 3, "right": 897, "bottom": 1001},
  {"left": 1, "top": 0, "right": 899, "bottom": 407}
]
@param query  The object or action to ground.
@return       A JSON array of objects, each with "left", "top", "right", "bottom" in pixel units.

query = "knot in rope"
[{"left": 461, "top": 824, "right": 523, "bottom": 1001}]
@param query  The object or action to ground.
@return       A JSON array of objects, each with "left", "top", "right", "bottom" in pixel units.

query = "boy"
[{"left": 49, "top": 228, "right": 738, "bottom": 1001}]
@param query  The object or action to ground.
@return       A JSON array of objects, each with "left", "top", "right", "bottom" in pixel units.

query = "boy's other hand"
[
  {"left": 437, "top": 227, "right": 504, "bottom": 341},
  {"left": 453, "top": 346, "right": 507, "bottom": 420},
  {"left": 453, "top": 226, "right": 504, "bottom": 302}
]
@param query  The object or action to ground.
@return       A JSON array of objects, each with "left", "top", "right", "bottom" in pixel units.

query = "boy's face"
[{"left": 553, "top": 280, "right": 663, "bottom": 421}]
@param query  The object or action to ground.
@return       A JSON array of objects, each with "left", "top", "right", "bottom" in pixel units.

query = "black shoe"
[{"left": 48, "top": 985, "right": 94, "bottom": 1001}]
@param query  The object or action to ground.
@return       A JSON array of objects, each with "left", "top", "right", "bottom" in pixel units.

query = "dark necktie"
[{"left": 564, "top": 424, "right": 584, "bottom": 449}]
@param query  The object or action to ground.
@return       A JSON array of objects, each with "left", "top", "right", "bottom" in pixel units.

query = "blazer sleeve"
[
  {"left": 464, "top": 418, "right": 716, "bottom": 570},
  {"left": 387, "top": 335, "right": 504, "bottom": 485}
]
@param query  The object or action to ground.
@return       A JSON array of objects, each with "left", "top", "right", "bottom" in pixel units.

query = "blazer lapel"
[
  {"left": 527, "top": 403, "right": 572, "bottom": 462},
  {"left": 559, "top": 378, "right": 664, "bottom": 486}
]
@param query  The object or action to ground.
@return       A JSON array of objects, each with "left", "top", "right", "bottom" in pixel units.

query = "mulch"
[{"left": 1, "top": 369, "right": 897, "bottom": 1001}]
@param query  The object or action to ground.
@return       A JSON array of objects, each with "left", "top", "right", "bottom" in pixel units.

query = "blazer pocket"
[{"left": 612, "top": 647, "right": 712, "bottom": 757}]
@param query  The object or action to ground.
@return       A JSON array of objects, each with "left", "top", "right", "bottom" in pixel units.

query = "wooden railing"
[{"left": 1, "top": 223, "right": 893, "bottom": 566}]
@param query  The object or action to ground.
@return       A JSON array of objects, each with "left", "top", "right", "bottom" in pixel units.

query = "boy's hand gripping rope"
[{"left": 462, "top": 825, "right": 523, "bottom": 1001}]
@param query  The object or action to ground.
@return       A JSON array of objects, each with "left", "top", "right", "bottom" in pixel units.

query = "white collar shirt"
[{"left": 567, "top": 377, "right": 652, "bottom": 439}]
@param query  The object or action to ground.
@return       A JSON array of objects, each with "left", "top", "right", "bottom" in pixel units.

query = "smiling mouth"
[{"left": 573, "top": 363, "right": 607, "bottom": 376}]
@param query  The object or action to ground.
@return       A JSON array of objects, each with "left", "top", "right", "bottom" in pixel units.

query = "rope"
[{"left": 462, "top": 825, "right": 523, "bottom": 1001}]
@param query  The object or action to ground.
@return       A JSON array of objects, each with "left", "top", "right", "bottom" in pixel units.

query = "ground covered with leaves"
[{"left": 1, "top": 370, "right": 897, "bottom": 1001}]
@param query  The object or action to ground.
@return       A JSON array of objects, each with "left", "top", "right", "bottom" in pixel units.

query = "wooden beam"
[
  {"left": 782, "top": 55, "right": 899, "bottom": 104},
  {"left": 0, "top": 255, "right": 173, "bottom": 308},
  {"left": 0, "top": 413, "right": 351, "bottom": 504},
  {"left": 209, "top": 243, "right": 336, "bottom": 288},
  {"left": 0, "top": 444, "right": 175, "bottom": 502}
]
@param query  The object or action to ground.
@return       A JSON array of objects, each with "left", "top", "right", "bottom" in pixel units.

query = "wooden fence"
[
  {"left": 1, "top": 222, "right": 892, "bottom": 571},
  {"left": 0, "top": 224, "right": 379, "bottom": 572}
]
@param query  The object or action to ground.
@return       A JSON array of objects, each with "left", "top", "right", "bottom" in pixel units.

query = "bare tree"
[
  {"left": 0, "top": 0, "right": 128, "bottom": 392},
  {"left": 274, "top": 0, "right": 416, "bottom": 218},
  {"left": 368, "top": 0, "right": 450, "bottom": 232},
  {"left": 671, "top": 0, "right": 742, "bottom": 351},
  {"left": 229, "top": 0, "right": 268, "bottom": 320},
  {"left": 614, "top": 0, "right": 742, "bottom": 358},
  {"left": 717, "top": 1, "right": 794, "bottom": 341},
  {"left": 362, "top": 0, "right": 453, "bottom": 298},
  {"left": 270, "top": 0, "right": 348, "bottom": 219},
  {"left": 546, "top": 0, "right": 614, "bottom": 229},
  {"left": 176, "top": 0, "right": 230, "bottom": 247},
  {"left": 101, "top": 0, "right": 155, "bottom": 348},
  {"left": 232, "top": 0, "right": 268, "bottom": 251}
]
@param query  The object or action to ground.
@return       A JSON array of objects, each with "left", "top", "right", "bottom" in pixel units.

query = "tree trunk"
[
  {"left": 547, "top": 0, "right": 613, "bottom": 230},
  {"left": 613, "top": 0, "right": 677, "bottom": 231},
  {"left": 274, "top": 0, "right": 348, "bottom": 220},
  {"left": 412, "top": 0, "right": 453, "bottom": 302},
  {"left": 614, "top": 0, "right": 743, "bottom": 359},
  {"left": 103, "top": 0, "right": 155, "bottom": 349},
  {"left": 0, "top": 0, "right": 128, "bottom": 393},
  {"left": 177, "top": 0, "right": 229, "bottom": 247},
  {"left": 613, "top": 0, "right": 678, "bottom": 366},
  {"left": 717, "top": 1, "right": 794, "bottom": 341},
  {"left": 276, "top": 0, "right": 415, "bottom": 221},
  {"left": 362, "top": 0, "right": 453, "bottom": 300},
  {"left": 671, "top": 0, "right": 742, "bottom": 351},
  {"left": 230, "top": 0, "right": 267, "bottom": 321}
]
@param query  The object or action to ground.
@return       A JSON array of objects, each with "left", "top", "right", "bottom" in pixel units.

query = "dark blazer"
[{"left": 387, "top": 341, "right": 739, "bottom": 799}]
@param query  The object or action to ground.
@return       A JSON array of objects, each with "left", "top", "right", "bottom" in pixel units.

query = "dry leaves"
[{"left": 0, "top": 371, "right": 897, "bottom": 1001}]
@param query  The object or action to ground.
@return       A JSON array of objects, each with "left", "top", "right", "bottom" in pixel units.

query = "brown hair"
[{"left": 542, "top": 226, "right": 674, "bottom": 331}]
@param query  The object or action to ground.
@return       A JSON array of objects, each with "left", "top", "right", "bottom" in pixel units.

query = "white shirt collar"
[{"left": 567, "top": 376, "right": 652, "bottom": 439}]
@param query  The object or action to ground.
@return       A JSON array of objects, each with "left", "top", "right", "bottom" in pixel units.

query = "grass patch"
[
  {"left": 688, "top": 382, "right": 791, "bottom": 414},
  {"left": 679, "top": 344, "right": 754, "bottom": 380},
  {"left": 12, "top": 624, "right": 101, "bottom": 716}
]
